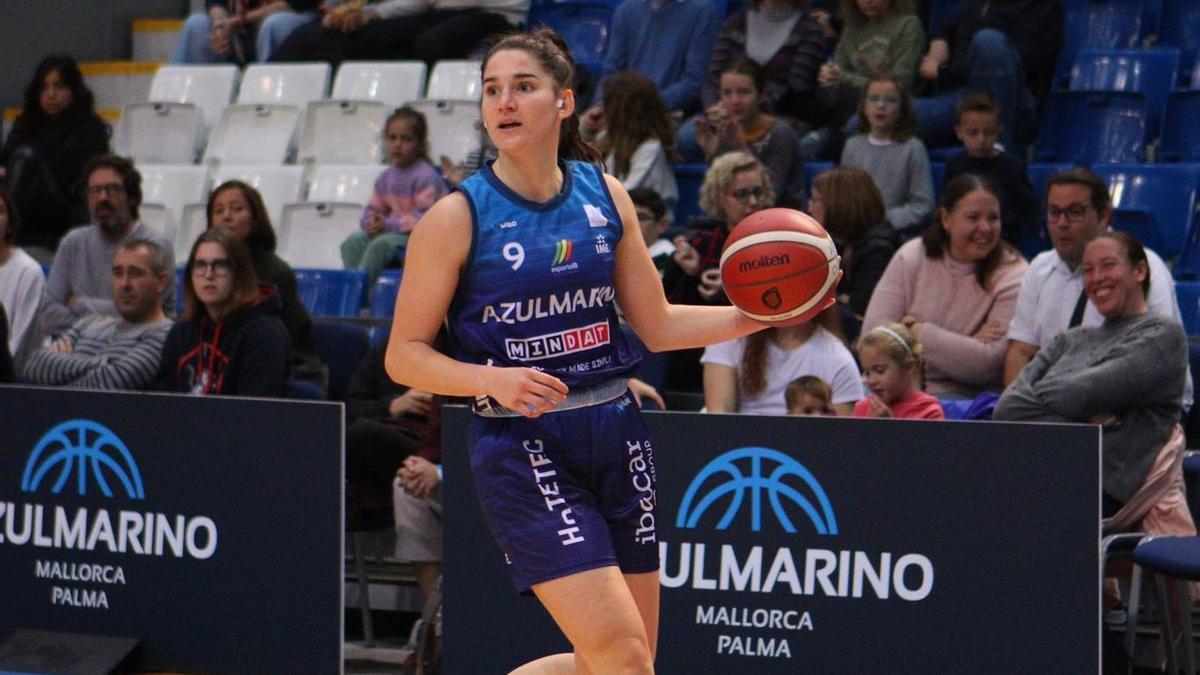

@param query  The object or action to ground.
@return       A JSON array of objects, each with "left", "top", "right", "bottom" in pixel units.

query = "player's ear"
[{"left": 557, "top": 89, "right": 576, "bottom": 118}]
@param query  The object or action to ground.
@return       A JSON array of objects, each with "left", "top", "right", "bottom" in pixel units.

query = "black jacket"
[
  {"left": 840, "top": 222, "right": 901, "bottom": 320},
  {"left": 934, "top": 0, "right": 1064, "bottom": 97}
]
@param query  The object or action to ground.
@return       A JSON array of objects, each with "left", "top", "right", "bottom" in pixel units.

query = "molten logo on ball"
[{"left": 738, "top": 254, "right": 790, "bottom": 274}]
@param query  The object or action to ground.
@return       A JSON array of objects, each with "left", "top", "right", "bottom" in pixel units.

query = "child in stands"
[
  {"left": 341, "top": 106, "right": 448, "bottom": 283},
  {"left": 629, "top": 187, "right": 675, "bottom": 275},
  {"left": 853, "top": 322, "right": 943, "bottom": 419},
  {"left": 785, "top": 375, "right": 837, "bottom": 416},
  {"left": 839, "top": 74, "right": 933, "bottom": 235}
]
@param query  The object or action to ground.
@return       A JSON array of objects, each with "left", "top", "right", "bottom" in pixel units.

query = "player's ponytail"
[{"left": 483, "top": 29, "right": 604, "bottom": 167}]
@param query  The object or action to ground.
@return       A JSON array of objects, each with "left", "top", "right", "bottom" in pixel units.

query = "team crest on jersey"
[
  {"left": 585, "top": 204, "right": 608, "bottom": 228},
  {"left": 594, "top": 234, "right": 610, "bottom": 254}
]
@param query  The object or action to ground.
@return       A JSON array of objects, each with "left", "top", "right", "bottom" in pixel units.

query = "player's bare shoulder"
[{"left": 410, "top": 191, "right": 473, "bottom": 259}]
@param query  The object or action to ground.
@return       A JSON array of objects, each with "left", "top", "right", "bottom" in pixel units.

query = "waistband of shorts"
[{"left": 472, "top": 378, "right": 629, "bottom": 418}]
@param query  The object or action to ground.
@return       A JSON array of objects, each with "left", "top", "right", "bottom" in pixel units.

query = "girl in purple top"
[{"left": 340, "top": 106, "right": 449, "bottom": 283}]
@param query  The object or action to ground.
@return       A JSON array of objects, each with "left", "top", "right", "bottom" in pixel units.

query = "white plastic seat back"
[
  {"left": 237, "top": 63, "right": 331, "bottom": 106},
  {"left": 426, "top": 60, "right": 482, "bottom": 100},
  {"left": 203, "top": 104, "right": 300, "bottom": 166},
  {"left": 115, "top": 103, "right": 203, "bottom": 164},
  {"left": 278, "top": 202, "right": 365, "bottom": 269},
  {"left": 299, "top": 100, "right": 388, "bottom": 165},
  {"left": 139, "top": 204, "right": 171, "bottom": 235},
  {"left": 214, "top": 165, "right": 306, "bottom": 227},
  {"left": 406, "top": 99, "right": 483, "bottom": 167},
  {"left": 140, "top": 164, "right": 211, "bottom": 238},
  {"left": 308, "top": 165, "right": 382, "bottom": 204},
  {"left": 176, "top": 202, "right": 210, "bottom": 261},
  {"left": 334, "top": 61, "right": 427, "bottom": 109},
  {"left": 149, "top": 64, "right": 239, "bottom": 131}
]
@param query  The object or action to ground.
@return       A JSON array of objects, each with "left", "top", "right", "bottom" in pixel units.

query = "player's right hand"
[{"left": 486, "top": 367, "right": 569, "bottom": 418}]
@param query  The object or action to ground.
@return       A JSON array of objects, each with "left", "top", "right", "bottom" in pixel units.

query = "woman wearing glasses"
[{"left": 155, "top": 228, "right": 289, "bottom": 396}]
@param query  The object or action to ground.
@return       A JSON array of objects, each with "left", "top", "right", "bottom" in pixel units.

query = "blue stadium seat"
[
  {"left": 312, "top": 322, "right": 371, "bottom": 402},
  {"left": 293, "top": 268, "right": 367, "bottom": 318},
  {"left": 672, "top": 163, "right": 708, "bottom": 230},
  {"left": 1176, "top": 282, "right": 1200, "bottom": 334},
  {"left": 1024, "top": 162, "right": 1075, "bottom": 259},
  {"left": 526, "top": 1, "right": 612, "bottom": 76},
  {"left": 1091, "top": 163, "right": 1200, "bottom": 259},
  {"left": 1160, "top": 91, "right": 1200, "bottom": 162},
  {"left": 928, "top": 0, "right": 965, "bottom": 33},
  {"left": 926, "top": 146, "right": 958, "bottom": 163},
  {"left": 1159, "top": 0, "right": 1200, "bottom": 82},
  {"left": 1036, "top": 91, "right": 1148, "bottom": 164},
  {"left": 802, "top": 161, "right": 833, "bottom": 200},
  {"left": 930, "top": 162, "right": 945, "bottom": 206},
  {"left": 1057, "top": 0, "right": 1147, "bottom": 86},
  {"left": 1069, "top": 48, "right": 1180, "bottom": 138},
  {"left": 174, "top": 267, "right": 186, "bottom": 317},
  {"left": 369, "top": 270, "right": 403, "bottom": 343}
]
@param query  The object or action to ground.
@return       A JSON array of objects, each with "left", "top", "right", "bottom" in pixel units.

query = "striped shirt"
[{"left": 24, "top": 315, "right": 173, "bottom": 390}]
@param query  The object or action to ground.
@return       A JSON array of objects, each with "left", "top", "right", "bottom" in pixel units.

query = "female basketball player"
[{"left": 384, "top": 30, "right": 770, "bottom": 675}]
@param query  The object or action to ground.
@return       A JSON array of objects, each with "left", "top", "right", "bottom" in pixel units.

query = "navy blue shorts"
[{"left": 469, "top": 392, "right": 660, "bottom": 594}]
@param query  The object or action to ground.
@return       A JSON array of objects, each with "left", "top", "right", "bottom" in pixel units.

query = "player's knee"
[{"left": 577, "top": 634, "right": 653, "bottom": 674}]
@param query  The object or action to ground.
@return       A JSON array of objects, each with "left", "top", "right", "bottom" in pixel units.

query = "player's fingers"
[{"left": 530, "top": 370, "right": 569, "bottom": 395}]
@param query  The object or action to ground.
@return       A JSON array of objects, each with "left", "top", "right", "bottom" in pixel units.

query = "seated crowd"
[{"left": 0, "top": 0, "right": 1191, "bottom": 654}]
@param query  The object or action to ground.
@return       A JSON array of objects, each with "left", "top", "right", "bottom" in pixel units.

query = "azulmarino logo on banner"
[
  {"left": 662, "top": 446, "right": 935, "bottom": 659},
  {"left": 2, "top": 420, "right": 219, "bottom": 611}
]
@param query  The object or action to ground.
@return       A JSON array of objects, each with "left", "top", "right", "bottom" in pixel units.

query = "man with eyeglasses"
[
  {"left": 40, "top": 154, "right": 175, "bottom": 337},
  {"left": 1003, "top": 168, "right": 1186, "bottom": 395},
  {"left": 25, "top": 239, "right": 173, "bottom": 390}
]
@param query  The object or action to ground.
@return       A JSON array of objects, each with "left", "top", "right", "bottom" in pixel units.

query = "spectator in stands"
[
  {"left": 914, "top": 0, "right": 1063, "bottom": 150},
  {"left": 996, "top": 232, "right": 1187, "bottom": 517},
  {"left": 173, "top": 1, "right": 320, "bottom": 64},
  {"left": 809, "top": 166, "right": 898, "bottom": 341},
  {"left": 943, "top": 91, "right": 1037, "bottom": 247},
  {"left": 629, "top": 187, "right": 675, "bottom": 275},
  {"left": 863, "top": 174, "right": 1027, "bottom": 398},
  {"left": 690, "top": 59, "right": 805, "bottom": 208},
  {"left": 270, "top": 0, "right": 524, "bottom": 66},
  {"left": 1003, "top": 168, "right": 1186, "bottom": 387},
  {"left": 40, "top": 155, "right": 175, "bottom": 339},
  {"left": 581, "top": 0, "right": 720, "bottom": 121},
  {"left": 703, "top": 306, "right": 861, "bottom": 414},
  {"left": 676, "top": 0, "right": 829, "bottom": 162},
  {"left": 0, "top": 306, "right": 12, "bottom": 382},
  {"left": 0, "top": 185, "right": 46, "bottom": 372},
  {"left": 207, "top": 180, "right": 325, "bottom": 391},
  {"left": 853, "top": 322, "right": 944, "bottom": 418},
  {"left": 662, "top": 152, "right": 773, "bottom": 390},
  {"left": 342, "top": 107, "right": 448, "bottom": 285},
  {"left": 395, "top": 451, "right": 444, "bottom": 604},
  {"left": 784, "top": 375, "right": 837, "bottom": 416},
  {"left": 0, "top": 55, "right": 109, "bottom": 256},
  {"left": 25, "top": 240, "right": 173, "bottom": 390},
  {"left": 840, "top": 75, "right": 934, "bottom": 235},
  {"left": 593, "top": 71, "right": 679, "bottom": 221},
  {"left": 156, "top": 228, "right": 290, "bottom": 396}
]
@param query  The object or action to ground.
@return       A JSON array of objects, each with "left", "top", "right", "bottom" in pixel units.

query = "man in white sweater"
[
  {"left": 25, "top": 239, "right": 173, "bottom": 390},
  {"left": 39, "top": 155, "right": 175, "bottom": 338}
]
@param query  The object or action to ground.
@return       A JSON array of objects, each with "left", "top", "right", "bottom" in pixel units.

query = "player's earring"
[{"left": 556, "top": 98, "right": 564, "bottom": 109}]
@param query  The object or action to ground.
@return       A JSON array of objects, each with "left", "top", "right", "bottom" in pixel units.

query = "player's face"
[
  {"left": 718, "top": 72, "right": 761, "bottom": 125},
  {"left": 721, "top": 167, "right": 768, "bottom": 226},
  {"left": 210, "top": 188, "right": 255, "bottom": 242},
  {"left": 112, "top": 246, "right": 164, "bottom": 323},
  {"left": 860, "top": 344, "right": 912, "bottom": 405},
  {"left": 941, "top": 188, "right": 1001, "bottom": 264},
  {"left": 481, "top": 49, "right": 570, "bottom": 155},
  {"left": 954, "top": 111, "right": 1001, "bottom": 158},
  {"left": 1083, "top": 237, "right": 1147, "bottom": 319},
  {"left": 385, "top": 118, "right": 422, "bottom": 167},
  {"left": 864, "top": 80, "right": 900, "bottom": 135},
  {"left": 1047, "top": 183, "right": 1109, "bottom": 269},
  {"left": 191, "top": 242, "right": 236, "bottom": 318}
]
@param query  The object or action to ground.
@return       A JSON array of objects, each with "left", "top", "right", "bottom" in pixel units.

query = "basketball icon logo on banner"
[
  {"left": 21, "top": 419, "right": 145, "bottom": 499},
  {"left": 719, "top": 208, "right": 841, "bottom": 327}
]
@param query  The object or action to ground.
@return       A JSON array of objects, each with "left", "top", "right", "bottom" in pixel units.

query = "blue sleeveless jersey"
[{"left": 448, "top": 160, "right": 641, "bottom": 389}]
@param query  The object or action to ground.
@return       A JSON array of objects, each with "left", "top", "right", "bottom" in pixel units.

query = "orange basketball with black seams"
[{"left": 719, "top": 208, "right": 841, "bottom": 326}]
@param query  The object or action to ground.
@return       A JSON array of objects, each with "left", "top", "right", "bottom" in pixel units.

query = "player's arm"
[
  {"left": 1003, "top": 339, "right": 1038, "bottom": 387},
  {"left": 384, "top": 194, "right": 567, "bottom": 417},
  {"left": 608, "top": 175, "right": 765, "bottom": 352}
]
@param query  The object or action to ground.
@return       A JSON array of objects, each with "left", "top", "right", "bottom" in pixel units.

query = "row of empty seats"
[{"left": 115, "top": 61, "right": 485, "bottom": 169}]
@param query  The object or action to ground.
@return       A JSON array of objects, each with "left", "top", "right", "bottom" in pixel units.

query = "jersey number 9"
[{"left": 503, "top": 242, "right": 525, "bottom": 271}]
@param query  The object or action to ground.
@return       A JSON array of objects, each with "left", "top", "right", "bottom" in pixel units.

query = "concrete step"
[
  {"left": 132, "top": 18, "right": 184, "bottom": 63},
  {"left": 80, "top": 60, "right": 161, "bottom": 110}
]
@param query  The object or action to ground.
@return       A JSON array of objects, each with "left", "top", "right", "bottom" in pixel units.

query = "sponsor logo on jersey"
[
  {"left": 504, "top": 321, "right": 611, "bottom": 361},
  {"left": 585, "top": 204, "right": 608, "bottom": 228},
  {"left": 498, "top": 220, "right": 518, "bottom": 229},
  {"left": 480, "top": 286, "right": 615, "bottom": 323},
  {"left": 551, "top": 239, "right": 578, "bottom": 272},
  {"left": 595, "top": 234, "right": 610, "bottom": 254}
]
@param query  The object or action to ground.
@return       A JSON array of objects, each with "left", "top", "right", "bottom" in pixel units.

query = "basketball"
[{"left": 719, "top": 208, "right": 841, "bottom": 326}]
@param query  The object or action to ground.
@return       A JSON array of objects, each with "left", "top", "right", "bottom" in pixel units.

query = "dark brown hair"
[
  {"left": 482, "top": 29, "right": 604, "bottom": 166},
  {"left": 21, "top": 55, "right": 96, "bottom": 125},
  {"left": 856, "top": 75, "right": 918, "bottom": 142},
  {"left": 921, "top": 174, "right": 1021, "bottom": 291},
  {"left": 839, "top": 0, "right": 916, "bottom": 26},
  {"left": 207, "top": 180, "right": 277, "bottom": 253},
  {"left": 740, "top": 306, "right": 845, "bottom": 399},
  {"left": 82, "top": 154, "right": 142, "bottom": 219},
  {"left": 784, "top": 375, "right": 833, "bottom": 410},
  {"left": 385, "top": 105, "right": 431, "bottom": 162},
  {"left": 720, "top": 58, "right": 768, "bottom": 98},
  {"left": 1091, "top": 231, "right": 1151, "bottom": 296},
  {"left": 184, "top": 228, "right": 261, "bottom": 323},
  {"left": 954, "top": 90, "right": 1000, "bottom": 124},
  {"left": 1046, "top": 167, "right": 1111, "bottom": 213},
  {"left": 0, "top": 184, "right": 21, "bottom": 245},
  {"left": 812, "top": 167, "right": 885, "bottom": 247},
  {"left": 597, "top": 70, "right": 675, "bottom": 178}
]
